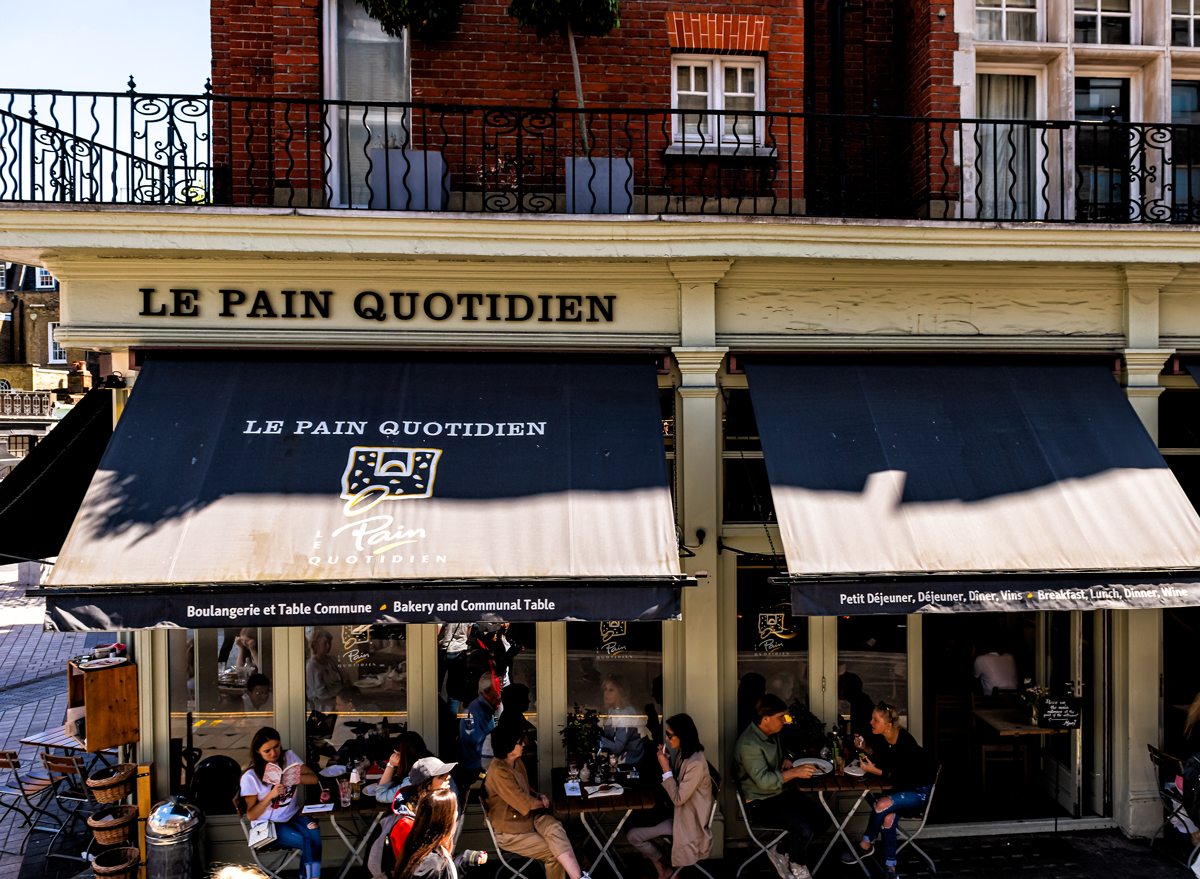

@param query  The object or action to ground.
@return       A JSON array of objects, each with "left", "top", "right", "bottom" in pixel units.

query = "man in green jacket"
[{"left": 734, "top": 693, "right": 831, "bottom": 879}]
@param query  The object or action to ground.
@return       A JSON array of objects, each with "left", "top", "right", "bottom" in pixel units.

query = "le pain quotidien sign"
[{"left": 137, "top": 288, "right": 618, "bottom": 325}]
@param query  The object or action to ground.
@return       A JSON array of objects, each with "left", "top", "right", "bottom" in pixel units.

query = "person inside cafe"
[
  {"left": 626, "top": 712, "right": 714, "bottom": 879},
  {"left": 455, "top": 673, "right": 500, "bottom": 797},
  {"left": 484, "top": 724, "right": 590, "bottom": 879},
  {"left": 242, "top": 673, "right": 272, "bottom": 713},
  {"left": 330, "top": 686, "right": 366, "bottom": 750},
  {"left": 240, "top": 726, "right": 323, "bottom": 878},
  {"left": 599, "top": 675, "right": 644, "bottom": 765},
  {"left": 306, "top": 628, "right": 351, "bottom": 711},
  {"left": 234, "top": 627, "right": 261, "bottom": 674},
  {"left": 393, "top": 787, "right": 471, "bottom": 879},
  {"left": 838, "top": 672, "right": 878, "bottom": 745},
  {"left": 378, "top": 756, "right": 459, "bottom": 876},
  {"left": 735, "top": 693, "right": 830, "bottom": 879},
  {"left": 972, "top": 637, "right": 1019, "bottom": 696},
  {"left": 844, "top": 701, "right": 938, "bottom": 878}
]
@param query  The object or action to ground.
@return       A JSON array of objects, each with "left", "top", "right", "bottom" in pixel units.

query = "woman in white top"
[{"left": 239, "top": 726, "right": 322, "bottom": 878}]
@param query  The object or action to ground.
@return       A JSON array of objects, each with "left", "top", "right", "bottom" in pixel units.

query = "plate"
[
  {"left": 364, "top": 784, "right": 380, "bottom": 797},
  {"left": 319, "top": 765, "right": 347, "bottom": 778},
  {"left": 844, "top": 764, "right": 866, "bottom": 777},
  {"left": 356, "top": 678, "right": 383, "bottom": 689},
  {"left": 794, "top": 758, "right": 834, "bottom": 774},
  {"left": 82, "top": 658, "right": 126, "bottom": 669}
]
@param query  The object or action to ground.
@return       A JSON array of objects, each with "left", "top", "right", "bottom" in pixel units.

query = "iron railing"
[{"left": 2, "top": 87, "right": 1200, "bottom": 222}]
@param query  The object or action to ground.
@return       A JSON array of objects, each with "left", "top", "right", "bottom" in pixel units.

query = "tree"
[
  {"left": 505, "top": 0, "right": 620, "bottom": 115},
  {"left": 355, "top": 0, "right": 466, "bottom": 42}
]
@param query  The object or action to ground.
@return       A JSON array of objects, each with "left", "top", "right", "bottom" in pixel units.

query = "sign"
[{"left": 1040, "top": 698, "right": 1082, "bottom": 729}]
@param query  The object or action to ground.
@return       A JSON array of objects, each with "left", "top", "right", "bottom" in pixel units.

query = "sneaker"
[
  {"left": 841, "top": 844, "right": 874, "bottom": 864},
  {"left": 765, "top": 846, "right": 792, "bottom": 879},
  {"left": 884, "top": 865, "right": 899, "bottom": 878},
  {"left": 790, "top": 866, "right": 812, "bottom": 879}
]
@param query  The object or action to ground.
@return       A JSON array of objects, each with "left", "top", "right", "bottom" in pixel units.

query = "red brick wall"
[{"left": 211, "top": 0, "right": 321, "bottom": 97}]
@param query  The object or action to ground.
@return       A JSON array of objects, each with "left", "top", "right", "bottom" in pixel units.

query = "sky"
[{"left": 0, "top": 0, "right": 211, "bottom": 95}]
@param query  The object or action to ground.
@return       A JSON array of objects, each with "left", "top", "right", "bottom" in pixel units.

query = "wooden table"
[
  {"left": 791, "top": 772, "right": 891, "bottom": 876},
  {"left": 552, "top": 769, "right": 658, "bottom": 878},
  {"left": 19, "top": 727, "right": 118, "bottom": 767},
  {"left": 972, "top": 708, "right": 1067, "bottom": 736}
]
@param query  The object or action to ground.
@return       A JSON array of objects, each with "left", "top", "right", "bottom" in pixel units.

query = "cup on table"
[{"left": 338, "top": 778, "right": 351, "bottom": 808}]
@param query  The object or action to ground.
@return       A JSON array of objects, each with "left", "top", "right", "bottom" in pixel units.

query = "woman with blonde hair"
[{"left": 599, "top": 675, "right": 644, "bottom": 765}]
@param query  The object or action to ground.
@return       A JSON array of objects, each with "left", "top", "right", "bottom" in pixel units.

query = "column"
[{"left": 1121, "top": 263, "right": 1179, "bottom": 443}]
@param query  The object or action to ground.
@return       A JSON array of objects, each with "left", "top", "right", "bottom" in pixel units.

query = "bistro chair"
[
  {"left": 478, "top": 786, "right": 539, "bottom": 879},
  {"left": 39, "top": 752, "right": 100, "bottom": 861},
  {"left": 893, "top": 766, "right": 941, "bottom": 874},
  {"left": 0, "top": 750, "right": 58, "bottom": 855},
  {"left": 1148, "top": 744, "right": 1200, "bottom": 869},
  {"left": 733, "top": 773, "right": 788, "bottom": 878},
  {"left": 670, "top": 762, "right": 722, "bottom": 879},
  {"left": 233, "top": 794, "right": 301, "bottom": 879}
]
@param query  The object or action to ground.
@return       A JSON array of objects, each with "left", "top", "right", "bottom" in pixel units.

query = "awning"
[
  {"left": 0, "top": 386, "right": 114, "bottom": 564},
  {"left": 39, "top": 355, "right": 684, "bottom": 630},
  {"left": 743, "top": 357, "right": 1200, "bottom": 615}
]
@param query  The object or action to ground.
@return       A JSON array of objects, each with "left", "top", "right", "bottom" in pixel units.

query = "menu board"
[{"left": 1041, "top": 698, "right": 1082, "bottom": 729}]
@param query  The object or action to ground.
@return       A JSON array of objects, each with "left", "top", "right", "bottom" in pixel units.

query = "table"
[
  {"left": 326, "top": 797, "right": 387, "bottom": 879},
  {"left": 19, "top": 727, "right": 118, "bottom": 767},
  {"left": 552, "top": 770, "right": 658, "bottom": 879},
  {"left": 790, "top": 773, "right": 890, "bottom": 876},
  {"left": 972, "top": 708, "right": 1068, "bottom": 736}
]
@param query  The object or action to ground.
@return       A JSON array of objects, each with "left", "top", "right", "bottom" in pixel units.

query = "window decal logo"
[{"left": 340, "top": 447, "right": 442, "bottom": 514}]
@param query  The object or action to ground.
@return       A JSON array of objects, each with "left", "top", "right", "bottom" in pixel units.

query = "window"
[
  {"left": 723, "top": 389, "right": 775, "bottom": 523},
  {"left": 736, "top": 562, "right": 807, "bottom": 736},
  {"left": 47, "top": 322, "right": 65, "bottom": 364},
  {"left": 1175, "top": 0, "right": 1200, "bottom": 45},
  {"left": 5, "top": 435, "right": 35, "bottom": 457},
  {"left": 976, "top": 74, "right": 1038, "bottom": 219},
  {"left": 976, "top": 0, "right": 1038, "bottom": 41},
  {"left": 1171, "top": 81, "right": 1200, "bottom": 219},
  {"left": 35, "top": 268, "right": 54, "bottom": 290},
  {"left": 0, "top": 263, "right": 8, "bottom": 290},
  {"left": 1075, "top": 77, "right": 1131, "bottom": 220},
  {"left": 1074, "top": 0, "right": 1130, "bottom": 44},
  {"left": 671, "top": 55, "right": 764, "bottom": 144},
  {"left": 838, "top": 616, "right": 909, "bottom": 730}
]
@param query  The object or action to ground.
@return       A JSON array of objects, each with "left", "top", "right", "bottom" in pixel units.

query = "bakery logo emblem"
[
  {"left": 341, "top": 447, "right": 442, "bottom": 512},
  {"left": 758, "top": 613, "right": 786, "bottom": 640},
  {"left": 600, "top": 621, "right": 627, "bottom": 642}
]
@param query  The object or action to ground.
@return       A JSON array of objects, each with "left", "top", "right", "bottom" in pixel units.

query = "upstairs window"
[
  {"left": 976, "top": 0, "right": 1037, "bottom": 40},
  {"left": 47, "top": 322, "right": 65, "bottom": 364},
  {"left": 671, "top": 55, "right": 764, "bottom": 145},
  {"left": 1074, "top": 0, "right": 1130, "bottom": 44},
  {"left": 35, "top": 268, "right": 55, "bottom": 290},
  {"left": 1175, "top": 0, "right": 1200, "bottom": 46}
]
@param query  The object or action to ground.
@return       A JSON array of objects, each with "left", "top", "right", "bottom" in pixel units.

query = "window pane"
[
  {"left": 1007, "top": 10, "right": 1037, "bottom": 39},
  {"left": 977, "top": 9, "right": 1004, "bottom": 38},
  {"left": 694, "top": 65, "right": 708, "bottom": 93},
  {"left": 737, "top": 563, "right": 808, "bottom": 736},
  {"left": 677, "top": 66, "right": 691, "bottom": 93},
  {"left": 837, "top": 617, "right": 909, "bottom": 734},
  {"left": 976, "top": 0, "right": 1002, "bottom": 8},
  {"left": 725, "top": 66, "right": 738, "bottom": 94},
  {"left": 1175, "top": 17, "right": 1193, "bottom": 44},
  {"left": 1174, "top": 0, "right": 1191, "bottom": 13},
  {"left": 168, "top": 628, "right": 274, "bottom": 813},
  {"left": 567, "top": 622, "right": 662, "bottom": 766},
  {"left": 1099, "top": 0, "right": 1129, "bottom": 12},
  {"left": 1074, "top": 14, "right": 1098, "bottom": 42},
  {"left": 1100, "top": 15, "right": 1130, "bottom": 42},
  {"left": 742, "top": 67, "right": 756, "bottom": 95},
  {"left": 724, "top": 95, "right": 756, "bottom": 137},
  {"left": 1074, "top": 0, "right": 1095, "bottom": 10}
]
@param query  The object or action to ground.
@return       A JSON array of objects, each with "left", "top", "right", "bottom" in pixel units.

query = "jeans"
[
  {"left": 747, "top": 788, "right": 831, "bottom": 868},
  {"left": 863, "top": 786, "right": 931, "bottom": 866},
  {"left": 275, "top": 814, "right": 323, "bottom": 878}
]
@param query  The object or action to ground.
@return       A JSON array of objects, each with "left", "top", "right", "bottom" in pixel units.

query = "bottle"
[{"left": 350, "top": 768, "right": 362, "bottom": 800}]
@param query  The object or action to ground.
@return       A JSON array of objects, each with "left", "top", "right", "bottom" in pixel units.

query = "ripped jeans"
[{"left": 862, "top": 786, "right": 931, "bottom": 866}]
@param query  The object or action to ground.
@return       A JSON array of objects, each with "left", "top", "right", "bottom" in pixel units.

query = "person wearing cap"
[
  {"left": 377, "top": 756, "right": 458, "bottom": 875},
  {"left": 485, "top": 725, "right": 589, "bottom": 879}
]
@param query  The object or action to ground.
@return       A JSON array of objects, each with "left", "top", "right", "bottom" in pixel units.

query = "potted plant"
[
  {"left": 560, "top": 703, "right": 602, "bottom": 762},
  {"left": 505, "top": 0, "right": 632, "bottom": 213},
  {"left": 1022, "top": 679, "right": 1047, "bottom": 726},
  {"left": 356, "top": 0, "right": 465, "bottom": 210}
]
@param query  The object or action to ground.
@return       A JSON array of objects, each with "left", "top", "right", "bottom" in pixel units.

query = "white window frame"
[
  {"left": 670, "top": 54, "right": 766, "bottom": 146},
  {"left": 1073, "top": 0, "right": 1132, "bottom": 45},
  {"left": 974, "top": 0, "right": 1042, "bottom": 42},
  {"left": 1173, "top": 0, "right": 1200, "bottom": 46},
  {"left": 47, "top": 322, "right": 65, "bottom": 364},
  {"left": 35, "top": 268, "right": 54, "bottom": 290}
]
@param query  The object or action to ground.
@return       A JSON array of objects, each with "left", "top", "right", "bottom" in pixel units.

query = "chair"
[
  {"left": 233, "top": 794, "right": 301, "bottom": 879},
  {"left": 40, "top": 753, "right": 100, "bottom": 862},
  {"left": 893, "top": 767, "right": 941, "bottom": 874},
  {"left": 971, "top": 694, "right": 1026, "bottom": 792},
  {"left": 1148, "top": 744, "right": 1200, "bottom": 870},
  {"left": 733, "top": 773, "right": 788, "bottom": 878},
  {"left": 0, "top": 750, "right": 58, "bottom": 855},
  {"left": 670, "top": 762, "right": 722, "bottom": 879},
  {"left": 478, "top": 787, "right": 539, "bottom": 879},
  {"left": 932, "top": 694, "right": 971, "bottom": 764}
]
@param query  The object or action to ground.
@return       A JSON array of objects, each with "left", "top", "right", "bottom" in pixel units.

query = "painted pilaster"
[
  {"left": 1112, "top": 608, "right": 1164, "bottom": 836},
  {"left": 405, "top": 624, "right": 439, "bottom": 749},
  {"left": 1121, "top": 264, "right": 1179, "bottom": 442}
]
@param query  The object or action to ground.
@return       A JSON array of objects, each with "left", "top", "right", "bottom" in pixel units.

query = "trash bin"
[{"left": 145, "top": 795, "right": 206, "bottom": 879}]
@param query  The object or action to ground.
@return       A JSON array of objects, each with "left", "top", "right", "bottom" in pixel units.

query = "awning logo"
[{"left": 341, "top": 447, "right": 442, "bottom": 513}]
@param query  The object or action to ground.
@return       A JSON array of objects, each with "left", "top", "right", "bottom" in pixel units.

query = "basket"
[
  {"left": 86, "top": 763, "right": 136, "bottom": 804},
  {"left": 91, "top": 846, "right": 140, "bottom": 879},
  {"left": 87, "top": 804, "right": 138, "bottom": 845}
]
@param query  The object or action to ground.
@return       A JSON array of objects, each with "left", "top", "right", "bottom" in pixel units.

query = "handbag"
[{"left": 247, "top": 819, "right": 278, "bottom": 851}]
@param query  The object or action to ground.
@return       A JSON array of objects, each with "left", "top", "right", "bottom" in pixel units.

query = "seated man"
[{"left": 735, "top": 694, "right": 831, "bottom": 879}]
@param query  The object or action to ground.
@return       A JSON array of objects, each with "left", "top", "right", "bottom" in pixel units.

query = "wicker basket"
[
  {"left": 86, "top": 763, "right": 136, "bottom": 804},
  {"left": 91, "top": 846, "right": 140, "bottom": 879},
  {"left": 87, "top": 804, "right": 138, "bottom": 846}
]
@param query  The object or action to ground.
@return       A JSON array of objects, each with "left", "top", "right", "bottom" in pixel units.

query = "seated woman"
[
  {"left": 626, "top": 713, "right": 714, "bottom": 879},
  {"left": 376, "top": 755, "right": 459, "bottom": 876},
  {"left": 844, "top": 702, "right": 937, "bottom": 878},
  {"left": 599, "top": 676, "right": 644, "bottom": 765},
  {"left": 239, "top": 726, "right": 323, "bottom": 878},
  {"left": 484, "top": 725, "right": 589, "bottom": 879},
  {"left": 393, "top": 787, "right": 463, "bottom": 879}
]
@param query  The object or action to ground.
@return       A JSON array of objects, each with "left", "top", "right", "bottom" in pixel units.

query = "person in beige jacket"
[
  {"left": 483, "top": 725, "right": 590, "bottom": 879},
  {"left": 626, "top": 713, "right": 714, "bottom": 879}
]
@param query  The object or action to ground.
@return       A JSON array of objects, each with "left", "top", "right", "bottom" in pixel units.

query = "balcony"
[
  {"left": 0, "top": 87, "right": 1198, "bottom": 223},
  {"left": 0, "top": 391, "right": 53, "bottom": 418}
]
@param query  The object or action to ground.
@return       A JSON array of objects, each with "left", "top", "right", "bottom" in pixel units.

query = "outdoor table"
[
  {"left": 326, "top": 796, "right": 387, "bottom": 879},
  {"left": 972, "top": 708, "right": 1068, "bottom": 737},
  {"left": 19, "top": 727, "right": 118, "bottom": 767},
  {"left": 551, "top": 769, "right": 658, "bottom": 879},
  {"left": 790, "top": 772, "right": 891, "bottom": 876}
]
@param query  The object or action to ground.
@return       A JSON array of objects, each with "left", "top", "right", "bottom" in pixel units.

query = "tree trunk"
[{"left": 566, "top": 23, "right": 589, "bottom": 154}]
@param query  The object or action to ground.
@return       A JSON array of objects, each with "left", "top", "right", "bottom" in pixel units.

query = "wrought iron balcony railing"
[{"left": 2, "top": 87, "right": 1199, "bottom": 223}]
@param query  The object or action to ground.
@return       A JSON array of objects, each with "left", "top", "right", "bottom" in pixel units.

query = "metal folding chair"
[
  {"left": 894, "top": 766, "right": 941, "bottom": 874},
  {"left": 233, "top": 794, "right": 301, "bottom": 879},
  {"left": 479, "top": 787, "right": 539, "bottom": 879},
  {"left": 733, "top": 774, "right": 788, "bottom": 878},
  {"left": 39, "top": 752, "right": 100, "bottom": 862},
  {"left": 1148, "top": 745, "right": 1200, "bottom": 870},
  {"left": 0, "top": 750, "right": 58, "bottom": 855},
  {"left": 671, "top": 762, "right": 722, "bottom": 879}
]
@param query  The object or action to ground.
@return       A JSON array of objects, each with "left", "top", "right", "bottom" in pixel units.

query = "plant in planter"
[
  {"left": 505, "top": 0, "right": 632, "bottom": 212},
  {"left": 780, "top": 699, "right": 828, "bottom": 757},
  {"left": 560, "top": 703, "right": 603, "bottom": 761},
  {"left": 355, "top": 0, "right": 467, "bottom": 41}
]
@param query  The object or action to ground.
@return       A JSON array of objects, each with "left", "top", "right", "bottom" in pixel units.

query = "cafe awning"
[
  {"left": 39, "top": 354, "right": 685, "bottom": 631},
  {"left": 743, "top": 357, "right": 1200, "bottom": 615}
]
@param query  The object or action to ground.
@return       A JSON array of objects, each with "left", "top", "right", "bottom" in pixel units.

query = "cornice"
[{"left": 715, "top": 333, "right": 1126, "bottom": 350}]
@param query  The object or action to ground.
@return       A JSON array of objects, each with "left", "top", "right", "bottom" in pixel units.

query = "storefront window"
[
  {"left": 723, "top": 389, "right": 776, "bottom": 523},
  {"left": 837, "top": 616, "right": 908, "bottom": 729},
  {"left": 566, "top": 622, "right": 662, "bottom": 767},
  {"left": 736, "top": 561, "right": 807, "bottom": 735},
  {"left": 168, "top": 627, "right": 274, "bottom": 814},
  {"left": 304, "top": 624, "right": 407, "bottom": 764}
]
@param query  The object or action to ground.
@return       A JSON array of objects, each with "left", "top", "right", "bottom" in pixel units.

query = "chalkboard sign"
[{"left": 1041, "top": 698, "right": 1082, "bottom": 729}]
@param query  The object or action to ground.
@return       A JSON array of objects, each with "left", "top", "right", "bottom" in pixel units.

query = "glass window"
[
  {"left": 837, "top": 616, "right": 908, "bottom": 732},
  {"left": 1075, "top": 77, "right": 1130, "bottom": 221},
  {"left": 1172, "top": 82, "right": 1200, "bottom": 220},
  {"left": 736, "top": 562, "right": 807, "bottom": 736},
  {"left": 566, "top": 622, "right": 662, "bottom": 766},
  {"left": 723, "top": 389, "right": 776, "bottom": 524},
  {"left": 671, "top": 55, "right": 764, "bottom": 144},
  {"left": 167, "top": 627, "right": 274, "bottom": 814},
  {"left": 1174, "top": 0, "right": 1198, "bottom": 45},
  {"left": 976, "top": 0, "right": 1037, "bottom": 40},
  {"left": 5, "top": 435, "right": 35, "bottom": 457},
  {"left": 976, "top": 74, "right": 1038, "bottom": 220},
  {"left": 1074, "top": 0, "right": 1130, "bottom": 43},
  {"left": 675, "top": 63, "right": 711, "bottom": 141},
  {"left": 47, "top": 322, "right": 65, "bottom": 364},
  {"left": 35, "top": 268, "right": 54, "bottom": 290}
]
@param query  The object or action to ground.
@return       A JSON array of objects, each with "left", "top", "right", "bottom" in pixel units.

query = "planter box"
[
  {"left": 367, "top": 149, "right": 448, "bottom": 211},
  {"left": 564, "top": 157, "right": 634, "bottom": 214}
]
